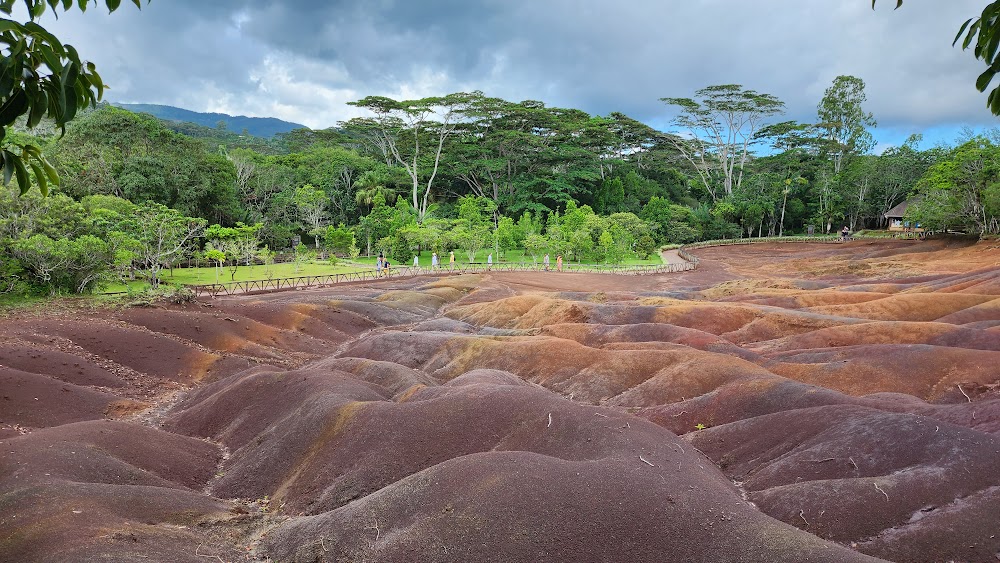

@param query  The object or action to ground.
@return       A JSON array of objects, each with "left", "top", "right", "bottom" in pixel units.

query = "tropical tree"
[
  {"left": 661, "top": 84, "right": 785, "bottom": 201},
  {"left": 452, "top": 195, "right": 495, "bottom": 261},
  {"left": 126, "top": 202, "right": 206, "bottom": 288},
  {"left": 205, "top": 222, "right": 262, "bottom": 280},
  {"left": 294, "top": 184, "right": 327, "bottom": 247},
  {"left": 817, "top": 75, "right": 876, "bottom": 175},
  {"left": 908, "top": 137, "right": 1000, "bottom": 235},
  {"left": 205, "top": 247, "right": 225, "bottom": 283},
  {"left": 346, "top": 92, "right": 481, "bottom": 223},
  {"left": 323, "top": 224, "right": 355, "bottom": 256}
]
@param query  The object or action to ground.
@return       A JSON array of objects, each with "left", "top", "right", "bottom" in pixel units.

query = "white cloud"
[{"left": 29, "top": 0, "right": 1000, "bottom": 138}]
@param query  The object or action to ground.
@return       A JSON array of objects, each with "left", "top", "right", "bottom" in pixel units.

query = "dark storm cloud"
[{"left": 36, "top": 0, "right": 998, "bottom": 142}]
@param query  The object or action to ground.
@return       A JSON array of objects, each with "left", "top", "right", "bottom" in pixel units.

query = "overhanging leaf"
[
  {"left": 28, "top": 160, "right": 47, "bottom": 195},
  {"left": 12, "top": 152, "right": 30, "bottom": 194},
  {"left": 1, "top": 150, "right": 13, "bottom": 185},
  {"left": 0, "top": 88, "right": 28, "bottom": 125},
  {"left": 977, "top": 67, "right": 997, "bottom": 92}
]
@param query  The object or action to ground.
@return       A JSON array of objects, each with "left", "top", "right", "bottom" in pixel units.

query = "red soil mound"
[
  {"left": 639, "top": 377, "right": 1000, "bottom": 437},
  {"left": 311, "top": 356, "right": 439, "bottom": 397},
  {"left": 718, "top": 289, "right": 891, "bottom": 309},
  {"left": 261, "top": 450, "right": 878, "bottom": 563},
  {"left": 749, "top": 320, "right": 1000, "bottom": 353},
  {"left": 804, "top": 293, "right": 996, "bottom": 321},
  {"left": 0, "top": 481, "right": 235, "bottom": 562},
  {"left": 539, "top": 322, "right": 758, "bottom": 360},
  {"left": 688, "top": 404, "right": 1000, "bottom": 560},
  {"left": 0, "top": 342, "right": 123, "bottom": 387},
  {"left": 31, "top": 319, "right": 227, "bottom": 382},
  {"left": 0, "top": 420, "right": 220, "bottom": 491},
  {"left": 325, "top": 297, "right": 436, "bottom": 326},
  {"left": 857, "top": 486, "right": 1000, "bottom": 562},
  {"left": 342, "top": 331, "right": 773, "bottom": 406},
  {"left": 163, "top": 367, "right": 387, "bottom": 451},
  {"left": 209, "top": 299, "right": 374, "bottom": 339},
  {"left": 717, "top": 308, "right": 867, "bottom": 344},
  {"left": 0, "top": 367, "right": 138, "bottom": 429},
  {"left": 767, "top": 344, "right": 1000, "bottom": 399},
  {"left": 116, "top": 307, "right": 333, "bottom": 360},
  {"left": 933, "top": 296, "right": 1000, "bottom": 324}
]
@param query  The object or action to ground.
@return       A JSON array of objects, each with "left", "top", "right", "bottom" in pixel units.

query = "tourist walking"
[
  {"left": 556, "top": 255, "right": 563, "bottom": 272},
  {"left": 376, "top": 254, "right": 383, "bottom": 277},
  {"left": 431, "top": 252, "right": 438, "bottom": 269},
  {"left": 841, "top": 225, "right": 850, "bottom": 241},
  {"left": 487, "top": 253, "right": 492, "bottom": 271},
  {"left": 413, "top": 254, "right": 419, "bottom": 268},
  {"left": 543, "top": 253, "right": 550, "bottom": 271},
  {"left": 449, "top": 250, "right": 455, "bottom": 270}
]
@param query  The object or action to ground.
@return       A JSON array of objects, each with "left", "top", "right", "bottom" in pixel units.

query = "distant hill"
[{"left": 112, "top": 103, "right": 307, "bottom": 138}]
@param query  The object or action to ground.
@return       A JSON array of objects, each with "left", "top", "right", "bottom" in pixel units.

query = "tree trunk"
[{"left": 779, "top": 192, "right": 788, "bottom": 236}]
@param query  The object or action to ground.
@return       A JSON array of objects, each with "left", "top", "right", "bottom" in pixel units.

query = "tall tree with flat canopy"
[
  {"left": 345, "top": 92, "right": 480, "bottom": 224},
  {"left": 661, "top": 85, "right": 784, "bottom": 202}
]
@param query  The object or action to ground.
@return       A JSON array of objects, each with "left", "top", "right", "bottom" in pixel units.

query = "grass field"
[
  {"left": 102, "top": 260, "right": 371, "bottom": 293},
  {"left": 98, "top": 249, "right": 665, "bottom": 293}
]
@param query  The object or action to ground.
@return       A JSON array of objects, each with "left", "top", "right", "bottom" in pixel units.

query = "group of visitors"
[
  {"left": 542, "top": 253, "right": 562, "bottom": 272},
  {"left": 429, "top": 250, "right": 456, "bottom": 270},
  {"left": 375, "top": 253, "right": 391, "bottom": 277}
]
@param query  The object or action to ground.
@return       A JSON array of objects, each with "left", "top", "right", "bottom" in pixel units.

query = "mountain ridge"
[{"left": 112, "top": 102, "right": 307, "bottom": 138}]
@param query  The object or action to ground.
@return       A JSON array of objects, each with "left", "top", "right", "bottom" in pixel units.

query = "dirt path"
[{"left": 660, "top": 248, "right": 687, "bottom": 265}]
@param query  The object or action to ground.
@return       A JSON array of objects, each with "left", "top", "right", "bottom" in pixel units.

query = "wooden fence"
[{"left": 188, "top": 260, "right": 696, "bottom": 297}]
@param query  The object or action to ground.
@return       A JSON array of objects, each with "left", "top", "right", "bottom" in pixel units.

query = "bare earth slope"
[{"left": 3, "top": 238, "right": 1000, "bottom": 562}]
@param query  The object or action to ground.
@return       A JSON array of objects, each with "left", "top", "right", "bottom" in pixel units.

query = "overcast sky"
[{"left": 31, "top": 0, "right": 1000, "bottom": 150}]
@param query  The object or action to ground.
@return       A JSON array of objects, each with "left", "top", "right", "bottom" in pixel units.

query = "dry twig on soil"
[
  {"left": 874, "top": 483, "right": 889, "bottom": 501},
  {"left": 195, "top": 544, "right": 224, "bottom": 563},
  {"left": 958, "top": 384, "right": 973, "bottom": 403}
]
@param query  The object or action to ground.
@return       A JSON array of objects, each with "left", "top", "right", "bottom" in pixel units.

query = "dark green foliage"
[
  {"left": 1, "top": 0, "right": 146, "bottom": 194},
  {"left": 48, "top": 106, "right": 240, "bottom": 223},
  {"left": 389, "top": 234, "right": 413, "bottom": 264},
  {"left": 324, "top": 224, "right": 355, "bottom": 256}
]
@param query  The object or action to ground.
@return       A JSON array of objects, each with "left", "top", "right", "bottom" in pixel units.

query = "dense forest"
[{"left": 2, "top": 75, "right": 1000, "bottom": 296}]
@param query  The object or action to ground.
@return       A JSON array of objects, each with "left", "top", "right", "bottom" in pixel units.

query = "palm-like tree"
[{"left": 354, "top": 170, "right": 397, "bottom": 211}]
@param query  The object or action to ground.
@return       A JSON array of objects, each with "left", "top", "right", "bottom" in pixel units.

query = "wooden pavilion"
[{"left": 884, "top": 199, "right": 924, "bottom": 232}]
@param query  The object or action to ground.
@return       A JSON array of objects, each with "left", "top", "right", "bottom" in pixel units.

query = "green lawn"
[
  {"left": 100, "top": 250, "right": 664, "bottom": 293},
  {"left": 102, "top": 260, "right": 372, "bottom": 293}
]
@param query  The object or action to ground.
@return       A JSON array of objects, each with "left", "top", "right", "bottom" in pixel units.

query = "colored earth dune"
[{"left": 3, "top": 238, "right": 1000, "bottom": 562}]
